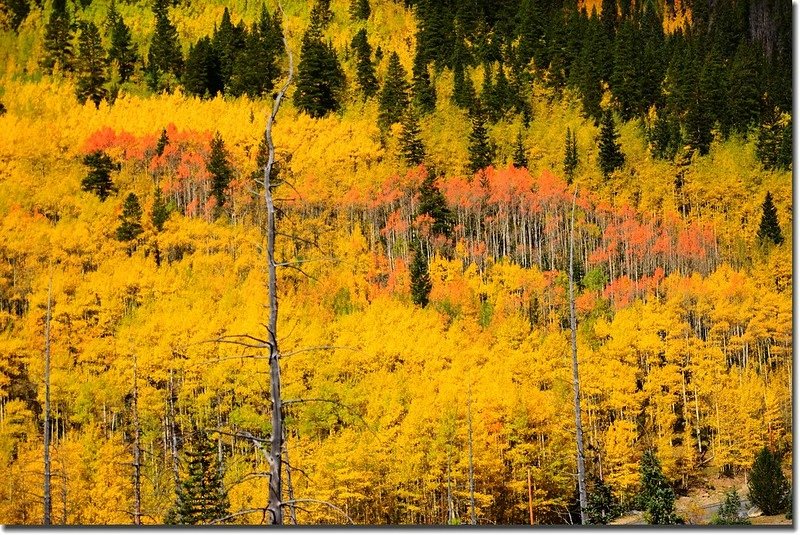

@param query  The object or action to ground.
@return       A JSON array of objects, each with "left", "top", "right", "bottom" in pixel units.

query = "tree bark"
[
  {"left": 569, "top": 186, "right": 588, "bottom": 524},
  {"left": 262, "top": 6, "right": 293, "bottom": 524},
  {"left": 132, "top": 354, "right": 142, "bottom": 525},
  {"left": 467, "top": 387, "right": 476, "bottom": 526},
  {"left": 43, "top": 269, "right": 53, "bottom": 526}
]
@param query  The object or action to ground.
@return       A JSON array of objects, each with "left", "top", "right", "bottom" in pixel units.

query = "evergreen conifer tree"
[
  {"left": 108, "top": 13, "right": 138, "bottom": 83},
  {"left": 1, "top": 0, "right": 30, "bottom": 31},
  {"left": 467, "top": 105, "right": 494, "bottom": 174},
  {"left": 639, "top": 450, "right": 681, "bottom": 524},
  {"left": 417, "top": 169, "right": 452, "bottom": 237},
  {"left": 409, "top": 239, "right": 432, "bottom": 308},
  {"left": 310, "top": 0, "right": 333, "bottom": 29},
  {"left": 757, "top": 192, "right": 784, "bottom": 246},
  {"left": 207, "top": 132, "right": 233, "bottom": 211},
  {"left": 516, "top": 0, "right": 546, "bottom": 71},
  {"left": 116, "top": 193, "right": 144, "bottom": 243},
  {"left": 711, "top": 489, "right": 750, "bottom": 525},
  {"left": 748, "top": 446, "right": 790, "bottom": 515},
  {"left": 451, "top": 60, "right": 475, "bottom": 110},
  {"left": 165, "top": 430, "right": 230, "bottom": 525},
  {"left": 399, "top": 104, "right": 425, "bottom": 167},
  {"left": 349, "top": 0, "right": 370, "bottom": 21},
  {"left": 725, "top": 42, "right": 762, "bottom": 136},
  {"left": 647, "top": 109, "right": 682, "bottom": 161},
  {"left": 563, "top": 127, "right": 579, "bottom": 182},
  {"left": 378, "top": 51, "right": 409, "bottom": 129},
  {"left": 156, "top": 128, "right": 169, "bottom": 156},
  {"left": 151, "top": 185, "right": 170, "bottom": 232},
  {"left": 586, "top": 476, "right": 620, "bottom": 525},
  {"left": 41, "top": 0, "right": 74, "bottom": 74},
  {"left": 147, "top": 0, "right": 183, "bottom": 89},
  {"left": 351, "top": 29, "right": 378, "bottom": 99},
  {"left": 512, "top": 131, "right": 528, "bottom": 169},
  {"left": 611, "top": 18, "right": 643, "bottom": 121},
  {"left": 411, "top": 49, "right": 436, "bottom": 114},
  {"left": 75, "top": 21, "right": 108, "bottom": 107},
  {"left": 756, "top": 109, "right": 792, "bottom": 171},
  {"left": 183, "top": 36, "right": 222, "bottom": 98},
  {"left": 294, "top": 24, "right": 346, "bottom": 118},
  {"left": 81, "top": 151, "right": 117, "bottom": 201},
  {"left": 229, "top": 16, "right": 278, "bottom": 99},
  {"left": 598, "top": 109, "right": 624, "bottom": 177}
]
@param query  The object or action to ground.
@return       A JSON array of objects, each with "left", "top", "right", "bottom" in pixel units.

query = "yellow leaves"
[{"left": 603, "top": 420, "right": 639, "bottom": 499}]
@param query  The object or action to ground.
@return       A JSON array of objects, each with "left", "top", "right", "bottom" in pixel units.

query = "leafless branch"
[
  {"left": 280, "top": 499, "right": 355, "bottom": 524},
  {"left": 210, "top": 508, "right": 267, "bottom": 525}
]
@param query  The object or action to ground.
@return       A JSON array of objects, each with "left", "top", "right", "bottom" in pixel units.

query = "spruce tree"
[
  {"left": 639, "top": 450, "right": 681, "bottom": 525},
  {"left": 647, "top": 109, "right": 682, "bottom": 161},
  {"left": 409, "top": 239, "right": 432, "bottom": 308},
  {"left": 207, "top": 132, "right": 233, "bottom": 211},
  {"left": 183, "top": 37, "right": 222, "bottom": 98},
  {"left": 212, "top": 8, "right": 246, "bottom": 91},
  {"left": 351, "top": 29, "right": 378, "bottom": 99},
  {"left": 75, "top": 22, "right": 108, "bottom": 107},
  {"left": 108, "top": 13, "right": 138, "bottom": 83},
  {"left": 563, "top": 127, "right": 578, "bottom": 183},
  {"left": 378, "top": 51, "right": 409, "bottom": 130},
  {"left": 725, "top": 42, "right": 762, "bottom": 135},
  {"left": 598, "top": 109, "right": 624, "bottom": 177},
  {"left": 417, "top": 169, "right": 452, "bottom": 237},
  {"left": 399, "top": 104, "right": 425, "bottom": 167},
  {"left": 757, "top": 192, "right": 783, "bottom": 246},
  {"left": 147, "top": 0, "right": 184, "bottom": 89},
  {"left": 756, "top": 109, "right": 792, "bottom": 171},
  {"left": 711, "top": 489, "right": 750, "bottom": 525},
  {"left": 165, "top": 430, "right": 230, "bottom": 525},
  {"left": 41, "top": 0, "right": 74, "bottom": 74},
  {"left": 467, "top": 105, "right": 494, "bottom": 174},
  {"left": 81, "top": 151, "right": 117, "bottom": 201},
  {"left": 1, "top": 0, "right": 30, "bottom": 31},
  {"left": 116, "top": 193, "right": 144, "bottom": 243},
  {"left": 586, "top": 476, "right": 620, "bottom": 525},
  {"left": 151, "top": 185, "right": 170, "bottom": 232},
  {"left": 411, "top": 49, "right": 436, "bottom": 115},
  {"left": 229, "top": 16, "right": 278, "bottom": 99},
  {"left": 156, "top": 128, "right": 169, "bottom": 156},
  {"left": 294, "top": 21, "right": 345, "bottom": 118},
  {"left": 512, "top": 131, "right": 528, "bottom": 169},
  {"left": 611, "top": 18, "right": 643, "bottom": 121},
  {"left": 748, "top": 446, "right": 790, "bottom": 515},
  {"left": 309, "top": 0, "right": 333, "bottom": 29},
  {"left": 451, "top": 60, "right": 475, "bottom": 110},
  {"left": 349, "top": 0, "right": 370, "bottom": 21},
  {"left": 516, "top": 0, "right": 546, "bottom": 70}
]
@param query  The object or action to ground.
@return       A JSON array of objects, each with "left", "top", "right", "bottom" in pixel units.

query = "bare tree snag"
[
  {"left": 132, "top": 353, "right": 142, "bottom": 525},
  {"left": 568, "top": 185, "right": 587, "bottom": 524},
  {"left": 43, "top": 268, "right": 53, "bottom": 526},
  {"left": 262, "top": 4, "right": 293, "bottom": 524}
]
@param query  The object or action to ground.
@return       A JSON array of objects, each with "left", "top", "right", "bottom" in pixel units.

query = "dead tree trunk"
[
  {"left": 569, "top": 186, "right": 588, "bottom": 524},
  {"left": 262, "top": 6, "right": 293, "bottom": 524},
  {"left": 132, "top": 354, "right": 142, "bottom": 525},
  {"left": 43, "top": 270, "right": 53, "bottom": 526}
]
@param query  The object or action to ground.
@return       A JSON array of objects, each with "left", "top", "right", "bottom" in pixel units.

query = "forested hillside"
[{"left": 0, "top": 0, "right": 792, "bottom": 525}]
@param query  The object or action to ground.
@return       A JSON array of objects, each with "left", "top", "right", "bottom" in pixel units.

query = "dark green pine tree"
[
  {"left": 294, "top": 24, "right": 346, "bottom": 118},
  {"left": 639, "top": 450, "right": 681, "bottom": 525},
  {"left": 515, "top": 0, "right": 546, "bottom": 71},
  {"left": 512, "top": 130, "right": 528, "bottom": 169},
  {"left": 349, "top": 0, "right": 370, "bottom": 21},
  {"left": 598, "top": 109, "right": 624, "bottom": 177},
  {"left": 147, "top": 0, "right": 184, "bottom": 89},
  {"left": 451, "top": 60, "right": 475, "bottom": 110},
  {"left": 414, "top": 0, "right": 454, "bottom": 69},
  {"left": 411, "top": 48, "right": 436, "bottom": 115},
  {"left": 151, "top": 185, "right": 170, "bottom": 232},
  {"left": 698, "top": 49, "right": 728, "bottom": 137},
  {"left": 611, "top": 18, "right": 643, "bottom": 121},
  {"left": 207, "top": 132, "right": 233, "bottom": 212},
  {"left": 81, "top": 151, "right": 117, "bottom": 201},
  {"left": 409, "top": 239, "right": 432, "bottom": 308},
  {"left": 586, "top": 476, "right": 620, "bottom": 525},
  {"left": 108, "top": 12, "right": 138, "bottom": 83},
  {"left": 570, "top": 12, "right": 609, "bottom": 123},
  {"left": 711, "top": 489, "right": 750, "bottom": 525},
  {"left": 480, "top": 62, "right": 495, "bottom": 117},
  {"left": 212, "top": 8, "right": 246, "bottom": 91},
  {"left": 378, "top": 51, "right": 409, "bottom": 129},
  {"left": 183, "top": 36, "right": 222, "bottom": 98},
  {"left": 417, "top": 169, "right": 452, "bottom": 237},
  {"left": 310, "top": 0, "right": 333, "bottom": 29},
  {"left": 41, "top": 0, "right": 74, "bottom": 74},
  {"left": 756, "top": 109, "right": 792, "bottom": 171},
  {"left": 75, "top": 22, "right": 108, "bottom": 107},
  {"left": 229, "top": 15, "right": 278, "bottom": 99},
  {"left": 725, "top": 42, "right": 762, "bottom": 136},
  {"left": 467, "top": 104, "right": 494, "bottom": 175},
  {"left": 748, "top": 446, "right": 790, "bottom": 515},
  {"left": 351, "top": 29, "right": 378, "bottom": 99},
  {"left": 757, "top": 192, "right": 784, "bottom": 246},
  {"left": 156, "top": 127, "right": 169, "bottom": 156},
  {"left": 563, "top": 127, "right": 578, "bottom": 183},
  {"left": 647, "top": 109, "right": 682, "bottom": 161},
  {"left": 399, "top": 104, "right": 425, "bottom": 167},
  {"left": 1, "top": 0, "right": 31, "bottom": 31},
  {"left": 165, "top": 431, "right": 230, "bottom": 525},
  {"left": 491, "top": 63, "right": 512, "bottom": 121},
  {"left": 601, "top": 0, "right": 617, "bottom": 37},
  {"left": 115, "top": 192, "right": 144, "bottom": 243}
]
